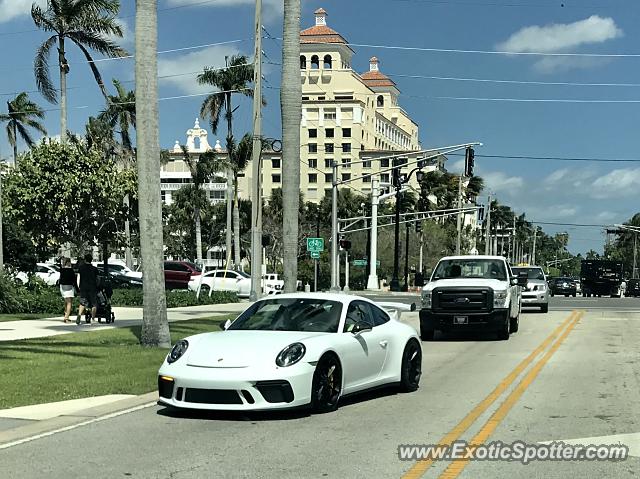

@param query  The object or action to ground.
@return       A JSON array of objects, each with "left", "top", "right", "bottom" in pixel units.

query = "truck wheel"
[
  {"left": 541, "top": 304, "right": 549, "bottom": 313},
  {"left": 509, "top": 315, "right": 519, "bottom": 333},
  {"left": 420, "top": 328, "right": 435, "bottom": 341},
  {"left": 497, "top": 315, "right": 510, "bottom": 341}
]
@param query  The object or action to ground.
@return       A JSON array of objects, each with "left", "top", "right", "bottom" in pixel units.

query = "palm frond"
[
  {"left": 34, "top": 35, "right": 59, "bottom": 104},
  {"left": 70, "top": 38, "right": 110, "bottom": 99},
  {"left": 15, "top": 122, "right": 36, "bottom": 147},
  {"left": 199, "top": 93, "right": 224, "bottom": 134},
  {"left": 67, "top": 30, "right": 128, "bottom": 58},
  {"left": 6, "top": 121, "right": 16, "bottom": 147},
  {"left": 31, "top": 4, "right": 57, "bottom": 33}
]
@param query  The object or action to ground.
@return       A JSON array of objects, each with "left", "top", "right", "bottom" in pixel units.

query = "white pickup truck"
[{"left": 420, "top": 255, "right": 527, "bottom": 341}]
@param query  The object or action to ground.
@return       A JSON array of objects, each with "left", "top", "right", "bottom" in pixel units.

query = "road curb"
[{"left": 0, "top": 391, "right": 158, "bottom": 448}]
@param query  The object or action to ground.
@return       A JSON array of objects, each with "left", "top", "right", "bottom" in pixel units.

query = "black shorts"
[{"left": 80, "top": 290, "right": 98, "bottom": 308}]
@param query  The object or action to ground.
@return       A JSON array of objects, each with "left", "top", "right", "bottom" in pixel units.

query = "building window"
[
  {"left": 272, "top": 174, "right": 281, "bottom": 183},
  {"left": 363, "top": 175, "right": 371, "bottom": 183},
  {"left": 342, "top": 143, "right": 351, "bottom": 153},
  {"left": 308, "top": 158, "right": 317, "bottom": 168},
  {"left": 341, "top": 173, "right": 351, "bottom": 182},
  {"left": 324, "top": 158, "right": 333, "bottom": 168},
  {"left": 311, "top": 55, "right": 319, "bottom": 69},
  {"left": 325, "top": 128, "right": 334, "bottom": 138},
  {"left": 323, "top": 55, "right": 332, "bottom": 69},
  {"left": 342, "top": 128, "right": 351, "bottom": 137},
  {"left": 325, "top": 173, "right": 333, "bottom": 183},
  {"left": 363, "top": 158, "right": 371, "bottom": 168},
  {"left": 335, "top": 95, "right": 353, "bottom": 100},
  {"left": 300, "top": 55, "right": 307, "bottom": 69},
  {"left": 308, "top": 173, "right": 318, "bottom": 184},
  {"left": 324, "top": 111, "right": 336, "bottom": 120},
  {"left": 302, "top": 96, "right": 309, "bottom": 100},
  {"left": 308, "top": 143, "right": 318, "bottom": 153},
  {"left": 210, "top": 190, "right": 225, "bottom": 200},
  {"left": 318, "top": 96, "right": 325, "bottom": 100},
  {"left": 381, "top": 173, "right": 390, "bottom": 183},
  {"left": 381, "top": 159, "right": 390, "bottom": 168},
  {"left": 377, "top": 95, "right": 384, "bottom": 107},
  {"left": 161, "top": 191, "right": 166, "bottom": 202},
  {"left": 271, "top": 158, "right": 281, "bottom": 168},
  {"left": 341, "top": 158, "right": 351, "bottom": 169},
  {"left": 325, "top": 143, "right": 334, "bottom": 153},
  {"left": 308, "top": 128, "right": 317, "bottom": 138}
]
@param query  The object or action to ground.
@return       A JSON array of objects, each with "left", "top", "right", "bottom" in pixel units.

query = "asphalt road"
[{"left": 2, "top": 296, "right": 639, "bottom": 479}]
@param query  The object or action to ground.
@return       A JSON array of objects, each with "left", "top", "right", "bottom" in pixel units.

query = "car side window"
[
  {"left": 370, "top": 305, "right": 390, "bottom": 326},
  {"left": 343, "top": 301, "right": 374, "bottom": 333},
  {"left": 224, "top": 272, "right": 237, "bottom": 279},
  {"left": 164, "top": 262, "right": 176, "bottom": 271},
  {"left": 36, "top": 265, "right": 48, "bottom": 274}
]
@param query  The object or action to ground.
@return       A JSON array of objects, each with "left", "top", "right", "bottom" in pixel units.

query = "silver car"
[{"left": 511, "top": 266, "right": 550, "bottom": 313}]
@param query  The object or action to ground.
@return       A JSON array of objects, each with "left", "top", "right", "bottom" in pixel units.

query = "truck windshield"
[
  {"left": 512, "top": 267, "right": 545, "bottom": 280},
  {"left": 432, "top": 259, "right": 507, "bottom": 281}
]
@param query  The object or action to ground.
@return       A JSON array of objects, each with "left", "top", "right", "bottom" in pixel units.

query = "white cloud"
[
  {"left": 108, "top": 19, "right": 134, "bottom": 47},
  {"left": 158, "top": 44, "right": 244, "bottom": 95},
  {"left": 481, "top": 171, "right": 524, "bottom": 193},
  {"left": 591, "top": 168, "right": 640, "bottom": 199},
  {"left": 497, "top": 16, "right": 622, "bottom": 73},
  {"left": 164, "top": 0, "right": 283, "bottom": 21},
  {"left": 0, "top": 0, "right": 45, "bottom": 23}
]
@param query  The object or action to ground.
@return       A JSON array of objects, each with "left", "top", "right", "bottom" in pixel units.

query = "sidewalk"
[{"left": 0, "top": 302, "right": 249, "bottom": 342}]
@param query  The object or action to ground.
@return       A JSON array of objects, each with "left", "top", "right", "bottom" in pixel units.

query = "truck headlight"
[
  {"left": 493, "top": 290, "right": 508, "bottom": 308},
  {"left": 421, "top": 289, "right": 432, "bottom": 309}
]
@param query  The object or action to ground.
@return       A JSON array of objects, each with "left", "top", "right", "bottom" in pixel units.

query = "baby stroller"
[{"left": 85, "top": 277, "right": 115, "bottom": 324}]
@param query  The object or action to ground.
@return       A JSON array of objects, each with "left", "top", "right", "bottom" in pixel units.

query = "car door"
[
  {"left": 340, "top": 300, "right": 389, "bottom": 393},
  {"left": 507, "top": 264, "right": 520, "bottom": 317}
]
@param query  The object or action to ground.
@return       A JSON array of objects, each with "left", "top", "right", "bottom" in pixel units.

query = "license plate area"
[{"left": 454, "top": 316, "right": 468, "bottom": 325}]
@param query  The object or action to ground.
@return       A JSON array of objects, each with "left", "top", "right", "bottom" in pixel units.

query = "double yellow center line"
[{"left": 402, "top": 310, "right": 584, "bottom": 479}]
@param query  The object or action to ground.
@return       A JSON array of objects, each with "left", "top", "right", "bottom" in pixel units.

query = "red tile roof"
[
  {"left": 300, "top": 25, "right": 348, "bottom": 44},
  {"left": 360, "top": 70, "right": 396, "bottom": 87}
]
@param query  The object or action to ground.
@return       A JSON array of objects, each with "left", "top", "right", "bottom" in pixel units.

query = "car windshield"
[
  {"left": 512, "top": 267, "right": 545, "bottom": 280},
  {"left": 556, "top": 277, "right": 573, "bottom": 283},
  {"left": 228, "top": 298, "right": 343, "bottom": 333},
  {"left": 432, "top": 259, "right": 507, "bottom": 280}
]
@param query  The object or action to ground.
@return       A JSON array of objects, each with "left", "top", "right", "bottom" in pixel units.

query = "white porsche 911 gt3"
[{"left": 157, "top": 293, "right": 422, "bottom": 413}]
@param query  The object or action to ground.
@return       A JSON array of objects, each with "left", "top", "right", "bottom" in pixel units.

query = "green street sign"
[
  {"left": 353, "top": 259, "right": 367, "bottom": 266},
  {"left": 307, "top": 237, "right": 324, "bottom": 252},
  {"left": 310, "top": 251, "right": 320, "bottom": 259}
]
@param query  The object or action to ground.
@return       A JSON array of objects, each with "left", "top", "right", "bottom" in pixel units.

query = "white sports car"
[{"left": 157, "top": 293, "right": 422, "bottom": 413}]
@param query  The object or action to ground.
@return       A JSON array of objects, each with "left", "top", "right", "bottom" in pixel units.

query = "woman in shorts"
[{"left": 59, "top": 257, "right": 77, "bottom": 323}]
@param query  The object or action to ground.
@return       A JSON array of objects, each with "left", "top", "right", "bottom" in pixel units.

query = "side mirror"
[
  {"left": 516, "top": 272, "right": 528, "bottom": 287},
  {"left": 351, "top": 321, "right": 372, "bottom": 336},
  {"left": 220, "top": 319, "right": 232, "bottom": 330}
]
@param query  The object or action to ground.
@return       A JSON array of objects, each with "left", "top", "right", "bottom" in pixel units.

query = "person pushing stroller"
[{"left": 76, "top": 253, "right": 99, "bottom": 325}]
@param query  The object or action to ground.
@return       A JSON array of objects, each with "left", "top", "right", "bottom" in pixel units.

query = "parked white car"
[
  {"left": 197, "top": 270, "right": 252, "bottom": 298},
  {"left": 93, "top": 262, "right": 143, "bottom": 279},
  {"left": 16, "top": 263, "right": 61, "bottom": 286}
]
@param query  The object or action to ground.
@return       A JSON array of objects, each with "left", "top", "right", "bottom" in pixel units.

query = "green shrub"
[{"left": 111, "top": 288, "right": 237, "bottom": 308}]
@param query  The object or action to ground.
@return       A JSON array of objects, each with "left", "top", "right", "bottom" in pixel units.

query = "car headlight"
[
  {"left": 421, "top": 289, "right": 432, "bottom": 309},
  {"left": 276, "top": 342, "right": 306, "bottom": 367},
  {"left": 167, "top": 339, "right": 189, "bottom": 364},
  {"left": 493, "top": 290, "right": 508, "bottom": 308}
]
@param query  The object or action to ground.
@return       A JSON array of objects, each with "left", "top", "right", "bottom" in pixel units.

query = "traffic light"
[
  {"left": 262, "top": 234, "right": 271, "bottom": 247},
  {"left": 464, "top": 147, "right": 475, "bottom": 177},
  {"left": 415, "top": 221, "right": 423, "bottom": 233},
  {"left": 392, "top": 167, "right": 401, "bottom": 187},
  {"left": 339, "top": 238, "right": 352, "bottom": 250}
]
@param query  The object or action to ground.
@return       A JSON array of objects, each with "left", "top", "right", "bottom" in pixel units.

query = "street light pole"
[
  {"left": 314, "top": 210, "right": 320, "bottom": 292},
  {"left": 456, "top": 174, "right": 463, "bottom": 255},
  {"left": 485, "top": 194, "right": 491, "bottom": 255},
  {"left": 330, "top": 160, "right": 339, "bottom": 291},
  {"left": 633, "top": 233, "right": 638, "bottom": 278},
  {"left": 249, "top": 0, "right": 263, "bottom": 302},
  {"left": 403, "top": 221, "right": 409, "bottom": 291},
  {"left": 389, "top": 175, "right": 402, "bottom": 292}
]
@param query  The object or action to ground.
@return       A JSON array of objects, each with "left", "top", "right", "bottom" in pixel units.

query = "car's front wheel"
[
  {"left": 497, "top": 313, "right": 510, "bottom": 340},
  {"left": 311, "top": 353, "right": 342, "bottom": 413},
  {"left": 541, "top": 304, "right": 549, "bottom": 313},
  {"left": 399, "top": 339, "right": 422, "bottom": 392}
]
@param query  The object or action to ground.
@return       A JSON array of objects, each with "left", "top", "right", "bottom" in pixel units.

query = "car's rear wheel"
[
  {"left": 399, "top": 339, "right": 422, "bottom": 392},
  {"left": 311, "top": 354, "right": 342, "bottom": 413}
]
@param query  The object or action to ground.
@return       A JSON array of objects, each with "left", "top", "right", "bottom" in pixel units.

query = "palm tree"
[
  {"left": 136, "top": 0, "right": 169, "bottom": 347},
  {"left": 99, "top": 78, "right": 136, "bottom": 268},
  {"left": 31, "top": 0, "right": 127, "bottom": 142},
  {"left": 226, "top": 134, "right": 253, "bottom": 267},
  {"left": 178, "top": 146, "right": 228, "bottom": 263},
  {"left": 197, "top": 55, "right": 255, "bottom": 270},
  {"left": 281, "top": 0, "right": 302, "bottom": 293},
  {"left": 0, "top": 92, "right": 47, "bottom": 165}
]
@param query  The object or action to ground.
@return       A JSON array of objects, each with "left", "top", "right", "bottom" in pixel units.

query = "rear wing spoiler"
[{"left": 377, "top": 301, "right": 417, "bottom": 320}]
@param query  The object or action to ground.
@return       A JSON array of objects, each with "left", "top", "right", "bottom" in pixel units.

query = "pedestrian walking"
[
  {"left": 59, "top": 257, "right": 77, "bottom": 323},
  {"left": 76, "top": 253, "right": 99, "bottom": 325},
  {"left": 620, "top": 279, "right": 627, "bottom": 297}
]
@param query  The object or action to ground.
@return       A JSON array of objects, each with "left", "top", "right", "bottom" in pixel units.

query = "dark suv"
[
  {"left": 550, "top": 277, "right": 577, "bottom": 297},
  {"left": 625, "top": 279, "right": 640, "bottom": 297}
]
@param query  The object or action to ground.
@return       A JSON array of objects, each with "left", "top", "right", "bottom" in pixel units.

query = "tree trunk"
[
  {"left": 0, "top": 167, "right": 4, "bottom": 271},
  {"left": 12, "top": 122, "right": 17, "bottom": 167},
  {"left": 136, "top": 0, "right": 169, "bottom": 347},
  {"left": 59, "top": 36, "right": 67, "bottom": 143},
  {"left": 225, "top": 91, "right": 234, "bottom": 270},
  {"left": 233, "top": 177, "right": 241, "bottom": 269},
  {"left": 195, "top": 206, "right": 203, "bottom": 263},
  {"left": 281, "top": 0, "right": 302, "bottom": 293}
]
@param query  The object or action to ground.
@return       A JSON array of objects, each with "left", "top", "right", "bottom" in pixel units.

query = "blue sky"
[{"left": 1, "top": 0, "right": 639, "bottom": 255}]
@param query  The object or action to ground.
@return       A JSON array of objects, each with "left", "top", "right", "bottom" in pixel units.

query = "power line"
[
  {"left": 391, "top": 0, "right": 627, "bottom": 8},
  {"left": 450, "top": 152, "right": 640, "bottom": 163},
  {"left": 422, "top": 95, "right": 640, "bottom": 103},
  {"left": 531, "top": 221, "right": 610, "bottom": 227}
]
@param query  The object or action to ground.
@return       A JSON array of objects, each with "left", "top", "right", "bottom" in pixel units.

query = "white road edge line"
[{"left": 0, "top": 402, "right": 157, "bottom": 450}]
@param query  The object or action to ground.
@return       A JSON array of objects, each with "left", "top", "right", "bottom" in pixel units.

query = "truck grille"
[{"left": 432, "top": 288, "right": 492, "bottom": 313}]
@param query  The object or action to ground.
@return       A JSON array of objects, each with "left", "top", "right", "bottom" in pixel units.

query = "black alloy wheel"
[
  {"left": 400, "top": 340, "right": 422, "bottom": 392},
  {"left": 498, "top": 312, "right": 510, "bottom": 341},
  {"left": 311, "top": 354, "right": 342, "bottom": 413}
]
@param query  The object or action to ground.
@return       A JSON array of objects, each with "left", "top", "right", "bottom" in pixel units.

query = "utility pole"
[
  {"left": 249, "top": 0, "right": 263, "bottom": 302},
  {"left": 314, "top": 210, "right": 320, "bottom": 292},
  {"left": 367, "top": 176, "right": 379, "bottom": 290},
  {"left": 633, "top": 232, "right": 638, "bottom": 278},
  {"left": 532, "top": 227, "right": 538, "bottom": 265},
  {"left": 485, "top": 194, "right": 491, "bottom": 255},
  {"left": 456, "top": 174, "right": 463, "bottom": 255},
  {"left": 419, "top": 227, "right": 424, "bottom": 277},
  {"left": 330, "top": 160, "right": 339, "bottom": 290},
  {"left": 390, "top": 166, "right": 402, "bottom": 292},
  {"left": 403, "top": 221, "right": 410, "bottom": 291},
  {"left": 511, "top": 216, "right": 516, "bottom": 263},
  {"left": 344, "top": 249, "right": 349, "bottom": 292}
]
